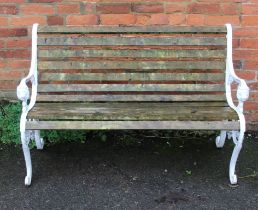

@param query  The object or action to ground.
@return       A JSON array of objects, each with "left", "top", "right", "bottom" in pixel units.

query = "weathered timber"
[
  {"left": 28, "top": 102, "right": 237, "bottom": 121},
  {"left": 38, "top": 84, "right": 224, "bottom": 92},
  {"left": 38, "top": 49, "right": 226, "bottom": 59},
  {"left": 26, "top": 121, "right": 239, "bottom": 130},
  {"left": 38, "top": 37, "right": 226, "bottom": 46},
  {"left": 0, "top": 90, "right": 17, "bottom": 101},
  {"left": 40, "top": 72, "right": 224, "bottom": 82},
  {"left": 38, "top": 61, "right": 225, "bottom": 70},
  {"left": 36, "top": 94, "right": 226, "bottom": 102},
  {"left": 38, "top": 26, "right": 227, "bottom": 34}
]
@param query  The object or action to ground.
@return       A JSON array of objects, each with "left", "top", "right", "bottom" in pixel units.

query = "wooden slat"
[
  {"left": 38, "top": 61, "right": 225, "bottom": 70},
  {"left": 38, "top": 26, "right": 227, "bottom": 34},
  {"left": 38, "top": 37, "right": 226, "bottom": 46},
  {"left": 28, "top": 102, "right": 237, "bottom": 121},
  {"left": 38, "top": 49, "right": 226, "bottom": 59},
  {"left": 40, "top": 72, "right": 224, "bottom": 82},
  {"left": 0, "top": 90, "right": 17, "bottom": 101},
  {"left": 38, "top": 84, "right": 224, "bottom": 92},
  {"left": 32, "top": 102, "right": 229, "bottom": 108},
  {"left": 26, "top": 121, "right": 239, "bottom": 130},
  {"left": 36, "top": 94, "right": 227, "bottom": 102}
]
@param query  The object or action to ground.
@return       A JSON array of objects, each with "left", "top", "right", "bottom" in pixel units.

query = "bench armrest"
[
  {"left": 17, "top": 23, "right": 38, "bottom": 113},
  {"left": 225, "top": 24, "right": 249, "bottom": 115}
]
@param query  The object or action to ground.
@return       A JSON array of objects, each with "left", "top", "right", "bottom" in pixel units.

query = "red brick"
[
  {"left": 47, "top": 16, "right": 64, "bottom": 25},
  {"left": 7, "top": 60, "right": 30, "bottom": 69},
  {"left": 136, "top": 15, "right": 150, "bottom": 25},
  {"left": 0, "top": 71, "right": 25, "bottom": 80},
  {"left": 21, "top": 4, "right": 54, "bottom": 15},
  {"left": 250, "top": 83, "right": 258, "bottom": 90},
  {"left": 69, "top": 0, "right": 94, "bottom": 1},
  {"left": 0, "top": 50, "right": 30, "bottom": 59},
  {"left": 250, "top": 92, "right": 258, "bottom": 100},
  {"left": 234, "top": 50, "right": 258, "bottom": 60},
  {"left": 148, "top": 14, "right": 169, "bottom": 25},
  {"left": 57, "top": 4, "right": 80, "bottom": 14},
  {"left": 221, "top": 4, "right": 239, "bottom": 15},
  {"left": 242, "top": 4, "right": 258, "bottom": 14},
  {"left": 84, "top": 3, "right": 96, "bottom": 13},
  {"left": 232, "top": 38, "right": 240, "bottom": 48},
  {"left": 0, "top": 6, "right": 17, "bottom": 15},
  {"left": 205, "top": 15, "right": 239, "bottom": 26},
  {"left": 186, "top": 14, "right": 205, "bottom": 25},
  {"left": 168, "top": 14, "right": 185, "bottom": 25},
  {"left": 166, "top": 3, "right": 186, "bottom": 13},
  {"left": 0, "top": 81, "right": 18, "bottom": 90},
  {"left": 0, "top": 0, "right": 24, "bottom": 3},
  {"left": 197, "top": 0, "right": 248, "bottom": 2},
  {"left": 96, "top": 4, "right": 131, "bottom": 14},
  {"left": 100, "top": 14, "right": 136, "bottom": 25},
  {"left": 245, "top": 61, "right": 258, "bottom": 70},
  {"left": 10, "top": 16, "right": 46, "bottom": 26},
  {"left": 132, "top": 4, "right": 164, "bottom": 13},
  {"left": 29, "top": 0, "right": 61, "bottom": 2},
  {"left": 67, "top": 15, "right": 98, "bottom": 26},
  {"left": 234, "top": 28, "right": 258, "bottom": 38},
  {"left": 240, "top": 39, "right": 258, "bottom": 49},
  {"left": 242, "top": 16, "right": 258, "bottom": 26},
  {"left": 245, "top": 101, "right": 258, "bottom": 110},
  {"left": 235, "top": 70, "right": 256, "bottom": 80},
  {"left": 246, "top": 112, "right": 258, "bottom": 124},
  {"left": 188, "top": 3, "right": 220, "bottom": 14},
  {"left": 0, "top": 40, "right": 4, "bottom": 48},
  {"left": 0, "top": 17, "right": 8, "bottom": 26},
  {"left": 6, "top": 39, "right": 31, "bottom": 48},
  {"left": 234, "top": 61, "right": 244, "bottom": 71},
  {"left": 0, "top": 28, "right": 27, "bottom": 37},
  {"left": 0, "top": 60, "right": 6, "bottom": 69}
]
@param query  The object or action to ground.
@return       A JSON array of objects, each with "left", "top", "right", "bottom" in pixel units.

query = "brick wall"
[{"left": 0, "top": 0, "right": 257, "bottom": 129}]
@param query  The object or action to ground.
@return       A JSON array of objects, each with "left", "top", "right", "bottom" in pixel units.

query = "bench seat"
[{"left": 28, "top": 102, "right": 238, "bottom": 121}]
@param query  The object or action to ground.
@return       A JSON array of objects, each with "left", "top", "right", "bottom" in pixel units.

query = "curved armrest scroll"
[
  {"left": 16, "top": 23, "right": 38, "bottom": 112},
  {"left": 225, "top": 24, "right": 250, "bottom": 113}
]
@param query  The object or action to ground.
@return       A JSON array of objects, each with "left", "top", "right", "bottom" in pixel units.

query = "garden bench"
[{"left": 17, "top": 24, "right": 249, "bottom": 186}]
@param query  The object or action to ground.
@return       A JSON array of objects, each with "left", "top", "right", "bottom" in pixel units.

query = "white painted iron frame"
[
  {"left": 17, "top": 23, "right": 249, "bottom": 186},
  {"left": 17, "top": 24, "right": 44, "bottom": 186},
  {"left": 215, "top": 24, "right": 249, "bottom": 184}
]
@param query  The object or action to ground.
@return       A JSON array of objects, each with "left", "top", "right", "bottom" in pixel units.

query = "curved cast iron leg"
[
  {"left": 229, "top": 131, "right": 244, "bottom": 184},
  {"left": 21, "top": 130, "right": 32, "bottom": 186},
  {"left": 215, "top": 130, "right": 227, "bottom": 148}
]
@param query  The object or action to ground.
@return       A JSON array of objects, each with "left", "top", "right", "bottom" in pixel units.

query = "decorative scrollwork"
[{"left": 17, "top": 80, "right": 30, "bottom": 102}]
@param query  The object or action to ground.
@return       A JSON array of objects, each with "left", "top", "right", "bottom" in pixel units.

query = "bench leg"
[
  {"left": 21, "top": 130, "right": 32, "bottom": 186},
  {"left": 34, "top": 130, "right": 44, "bottom": 150},
  {"left": 215, "top": 130, "right": 227, "bottom": 148},
  {"left": 228, "top": 131, "right": 244, "bottom": 185}
]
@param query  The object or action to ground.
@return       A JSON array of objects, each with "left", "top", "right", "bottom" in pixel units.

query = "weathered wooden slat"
[
  {"left": 28, "top": 102, "right": 237, "bottom": 121},
  {"left": 38, "top": 26, "right": 227, "bottom": 34},
  {"left": 28, "top": 110, "right": 236, "bottom": 121},
  {"left": 26, "top": 121, "right": 239, "bottom": 130},
  {"left": 38, "top": 49, "right": 226, "bottom": 59},
  {"left": 36, "top": 94, "right": 226, "bottom": 102},
  {"left": 0, "top": 90, "right": 17, "bottom": 101},
  {"left": 38, "top": 37, "right": 226, "bottom": 46},
  {"left": 40, "top": 72, "right": 224, "bottom": 81},
  {"left": 38, "top": 84, "right": 224, "bottom": 92},
  {"left": 32, "top": 102, "right": 229, "bottom": 108},
  {"left": 38, "top": 61, "right": 225, "bottom": 70}
]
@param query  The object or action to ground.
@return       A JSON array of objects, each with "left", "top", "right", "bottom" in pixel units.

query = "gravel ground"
[{"left": 0, "top": 131, "right": 257, "bottom": 210}]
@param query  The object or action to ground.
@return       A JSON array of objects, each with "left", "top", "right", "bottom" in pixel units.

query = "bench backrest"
[{"left": 36, "top": 26, "right": 227, "bottom": 102}]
